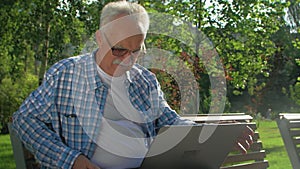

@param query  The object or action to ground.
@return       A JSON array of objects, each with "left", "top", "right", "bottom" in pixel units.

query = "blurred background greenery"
[{"left": 0, "top": 0, "right": 299, "bottom": 134}]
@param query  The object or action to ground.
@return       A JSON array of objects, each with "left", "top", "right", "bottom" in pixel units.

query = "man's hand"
[
  {"left": 234, "top": 125, "right": 254, "bottom": 154},
  {"left": 72, "top": 155, "right": 101, "bottom": 169}
]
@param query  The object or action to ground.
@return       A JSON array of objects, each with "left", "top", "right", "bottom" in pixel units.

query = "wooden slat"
[
  {"left": 293, "top": 137, "right": 300, "bottom": 145},
  {"left": 223, "top": 150, "right": 266, "bottom": 164},
  {"left": 279, "top": 113, "right": 300, "bottom": 121},
  {"left": 247, "top": 123, "right": 257, "bottom": 131},
  {"left": 184, "top": 113, "right": 247, "bottom": 116},
  {"left": 230, "top": 141, "right": 262, "bottom": 152},
  {"left": 181, "top": 114, "right": 253, "bottom": 123},
  {"left": 289, "top": 121, "right": 300, "bottom": 128},
  {"left": 290, "top": 130, "right": 300, "bottom": 137},
  {"left": 221, "top": 160, "right": 269, "bottom": 169},
  {"left": 231, "top": 141, "right": 263, "bottom": 153}
]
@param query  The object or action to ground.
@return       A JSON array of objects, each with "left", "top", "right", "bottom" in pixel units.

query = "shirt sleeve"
[
  {"left": 12, "top": 71, "right": 81, "bottom": 169},
  {"left": 172, "top": 117, "right": 197, "bottom": 125}
]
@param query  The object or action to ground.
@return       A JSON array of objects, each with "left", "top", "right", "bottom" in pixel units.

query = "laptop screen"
[{"left": 139, "top": 123, "right": 247, "bottom": 169}]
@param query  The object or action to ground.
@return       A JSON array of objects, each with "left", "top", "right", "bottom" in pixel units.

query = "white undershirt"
[{"left": 91, "top": 66, "right": 149, "bottom": 169}]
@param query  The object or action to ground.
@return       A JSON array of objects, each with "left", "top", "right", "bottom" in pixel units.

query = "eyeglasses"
[{"left": 103, "top": 32, "right": 146, "bottom": 57}]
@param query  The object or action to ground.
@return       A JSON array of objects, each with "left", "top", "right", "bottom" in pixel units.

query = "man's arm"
[{"left": 12, "top": 72, "right": 81, "bottom": 169}]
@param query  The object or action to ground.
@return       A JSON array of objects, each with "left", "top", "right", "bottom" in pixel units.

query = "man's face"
[{"left": 96, "top": 14, "right": 146, "bottom": 77}]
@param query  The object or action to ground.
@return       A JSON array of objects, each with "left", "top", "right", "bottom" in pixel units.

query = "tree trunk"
[{"left": 38, "top": 23, "right": 50, "bottom": 85}]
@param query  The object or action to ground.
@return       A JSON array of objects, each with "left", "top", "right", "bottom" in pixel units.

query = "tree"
[
  {"left": 282, "top": 0, "right": 300, "bottom": 111},
  {"left": 0, "top": 0, "right": 103, "bottom": 132},
  {"left": 137, "top": 0, "right": 288, "bottom": 114}
]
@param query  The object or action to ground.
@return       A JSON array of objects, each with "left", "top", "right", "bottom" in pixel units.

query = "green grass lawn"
[
  {"left": 0, "top": 120, "right": 294, "bottom": 169},
  {"left": 0, "top": 134, "right": 16, "bottom": 169}
]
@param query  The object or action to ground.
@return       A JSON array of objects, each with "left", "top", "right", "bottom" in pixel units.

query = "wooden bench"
[
  {"left": 9, "top": 114, "right": 269, "bottom": 169},
  {"left": 8, "top": 123, "right": 40, "bottom": 169},
  {"left": 277, "top": 113, "right": 300, "bottom": 169},
  {"left": 182, "top": 113, "right": 269, "bottom": 169}
]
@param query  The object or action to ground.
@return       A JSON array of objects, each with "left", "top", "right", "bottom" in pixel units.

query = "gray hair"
[{"left": 100, "top": 1, "right": 149, "bottom": 36}]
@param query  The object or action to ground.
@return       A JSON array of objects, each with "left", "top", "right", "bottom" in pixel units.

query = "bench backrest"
[
  {"left": 8, "top": 123, "right": 40, "bottom": 169},
  {"left": 182, "top": 113, "right": 269, "bottom": 169},
  {"left": 277, "top": 113, "right": 300, "bottom": 169}
]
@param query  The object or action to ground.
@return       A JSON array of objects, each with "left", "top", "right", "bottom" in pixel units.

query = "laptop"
[{"left": 139, "top": 123, "right": 247, "bottom": 169}]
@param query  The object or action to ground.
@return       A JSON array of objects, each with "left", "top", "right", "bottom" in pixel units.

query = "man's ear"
[{"left": 95, "top": 30, "right": 102, "bottom": 46}]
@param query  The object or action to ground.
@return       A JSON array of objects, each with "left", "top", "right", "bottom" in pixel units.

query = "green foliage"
[
  {"left": 0, "top": 74, "right": 38, "bottom": 130},
  {"left": 205, "top": 0, "right": 287, "bottom": 95},
  {"left": 0, "top": 0, "right": 100, "bottom": 132},
  {"left": 262, "top": 0, "right": 300, "bottom": 114},
  {"left": 290, "top": 59, "right": 300, "bottom": 105},
  {"left": 139, "top": 0, "right": 290, "bottom": 114}
]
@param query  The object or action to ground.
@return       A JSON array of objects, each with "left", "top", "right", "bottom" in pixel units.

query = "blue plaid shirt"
[{"left": 12, "top": 51, "right": 186, "bottom": 169}]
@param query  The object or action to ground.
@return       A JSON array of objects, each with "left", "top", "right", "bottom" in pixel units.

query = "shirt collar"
[
  {"left": 125, "top": 64, "right": 143, "bottom": 83},
  {"left": 84, "top": 50, "right": 104, "bottom": 91}
]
